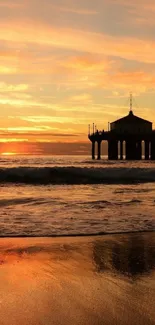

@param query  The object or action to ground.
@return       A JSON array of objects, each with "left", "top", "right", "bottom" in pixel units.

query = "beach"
[{"left": 0, "top": 232, "right": 154, "bottom": 325}]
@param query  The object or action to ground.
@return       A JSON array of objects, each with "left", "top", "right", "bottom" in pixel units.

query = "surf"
[{"left": 0, "top": 166, "right": 155, "bottom": 184}]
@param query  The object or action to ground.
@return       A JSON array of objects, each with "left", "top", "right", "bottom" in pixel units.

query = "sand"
[{"left": 0, "top": 232, "right": 155, "bottom": 325}]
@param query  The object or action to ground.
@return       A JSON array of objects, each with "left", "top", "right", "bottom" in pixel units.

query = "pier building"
[{"left": 88, "top": 97, "right": 155, "bottom": 160}]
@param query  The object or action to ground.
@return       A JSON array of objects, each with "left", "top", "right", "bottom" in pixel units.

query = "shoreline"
[
  {"left": 0, "top": 229, "right": 154, "bottom": 238},
  {"left": 0, "top": 231, "right": 154, "bottom": 325}
]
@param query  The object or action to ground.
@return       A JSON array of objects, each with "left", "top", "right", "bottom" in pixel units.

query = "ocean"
[{"left": 0, "top": 155, "right": 155, "bottom": 237}]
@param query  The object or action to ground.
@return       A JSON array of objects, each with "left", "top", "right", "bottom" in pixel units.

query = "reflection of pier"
[
  {"left": 88, "top": 96, "right": 155, "bottom": 160},
  {"left": 93, "top": 234, "right": 155, "bottom": 278}
]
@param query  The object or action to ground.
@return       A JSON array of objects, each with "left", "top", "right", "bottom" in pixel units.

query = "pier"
[{"left": 88, "top": 98, "right": 155, "bottom": 160}]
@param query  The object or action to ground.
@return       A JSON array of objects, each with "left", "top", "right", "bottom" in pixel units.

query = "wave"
[
  {"left": 0, "top": 166, "right": 155, "bottom": 185},
  {"left": 0, "top": 230, "right": 154, "bottom": 238},
  {"left": 80, "top": 199, "right": 142, "bottom": 208},
  {"left": 0, "top": 197, "right": 54, "bottom": 207}
]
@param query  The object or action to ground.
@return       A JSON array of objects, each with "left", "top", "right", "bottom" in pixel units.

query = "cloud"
[
  {"left": 0, "top": 66, "right": 18, "bottom": 74},
  {"left": 57, "top": 6, "right": 98, "bottom": 15},
  {"left": 0, "top": 1, "right": 24, "bottom": 8},
  {"left": 61, "top": 54, "right": 113, "bottom": 74},
  {"left": 20, "top": 115, "right": 88, "bottom": 124},
  {"left": 0, "top": 138, "right": 28, "bottom": 143},
  {"left": 0, "top": 132, "right": 79, "bottom": 138},
  {"left": 107, "top": 0, "right": 155, "bottom": 27},
  {"left": 116, "top": 71, "right": 155, "bottom": 85},
  {"left": 0, "top": 97, "right": 41, "bottom": 107},
  {"left": 0, "top": 126, "right": 52, "bottom": 132},
  {"left": 68, "top": 93, "right": 93, "bottom": 103},
  {"left": 0, "top": 83, "right": 29, "bottom": 92},
  {"left": 0, "top": 20, "right": 155, "bottom": 64}
]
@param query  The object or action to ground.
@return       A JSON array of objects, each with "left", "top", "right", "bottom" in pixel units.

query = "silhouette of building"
[{"left": 88, "top": 96, "right": 155, "bottom": 160}]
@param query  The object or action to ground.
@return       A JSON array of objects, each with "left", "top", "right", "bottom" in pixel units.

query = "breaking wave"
[{"left": 0, "top": 166, "right": 155, "bottom": 184}]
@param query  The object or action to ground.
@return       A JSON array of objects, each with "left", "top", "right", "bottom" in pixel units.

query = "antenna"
[
  {"left": 130, "top": 92, "right": 133, "bottom": 113},
  {"left": 93, "top": 123, "right": 95, "bottom": 134}
]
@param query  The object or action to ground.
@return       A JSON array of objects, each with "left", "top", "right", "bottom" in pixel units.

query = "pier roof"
[{"left": 111, "top": 111, "right": 152, "bottom": 125}]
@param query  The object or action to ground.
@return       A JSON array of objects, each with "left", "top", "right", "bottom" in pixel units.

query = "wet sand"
[{"left": 0, "top": 232, "right": 155, "bottom": 325}]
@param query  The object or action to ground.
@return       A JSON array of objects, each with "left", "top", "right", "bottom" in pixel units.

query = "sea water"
[{"left": 0, "top": 155, "right": 155, "bottom": 236}]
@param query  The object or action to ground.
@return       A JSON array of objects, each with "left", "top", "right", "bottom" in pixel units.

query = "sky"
[{"left": 0, "top": 0, "right": 155, "bottom": 155}]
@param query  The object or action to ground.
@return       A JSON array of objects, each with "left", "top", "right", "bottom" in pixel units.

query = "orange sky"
[{"left": 0, "top": 0, "right": 155, "bottom": 154}]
